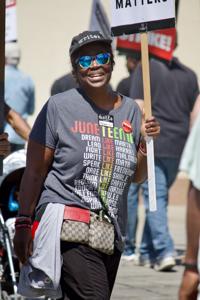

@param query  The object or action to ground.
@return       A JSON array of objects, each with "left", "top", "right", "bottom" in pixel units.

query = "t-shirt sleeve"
[
  {"left": 29, "top": 98, "right": 58, "bottom": 148},
  {"left": 129, "top": 64, "right": 144, "bottom": 100}
]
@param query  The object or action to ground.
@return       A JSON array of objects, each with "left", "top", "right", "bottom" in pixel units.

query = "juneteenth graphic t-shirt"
[{"left": 30, "top": 88, "right": 142, "bottom": 251}]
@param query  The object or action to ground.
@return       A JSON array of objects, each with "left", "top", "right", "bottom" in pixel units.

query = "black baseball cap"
[{"left": 69, "top": 30, "right": 112, "bottom": 56}]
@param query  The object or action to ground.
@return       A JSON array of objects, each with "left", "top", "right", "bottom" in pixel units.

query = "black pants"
[{"left": 60, "top": 242, "right": 121, "bottom": 300}]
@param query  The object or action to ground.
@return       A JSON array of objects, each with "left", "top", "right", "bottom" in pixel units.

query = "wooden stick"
[
  {"left": 140, "top": 31, "right": 152, "bottom": 119},
  {"left": 140, "top": 30, "right": 157, "bottom": 211}
]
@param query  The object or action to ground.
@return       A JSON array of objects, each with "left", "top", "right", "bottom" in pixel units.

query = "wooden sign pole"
[
  {"left": 111, "top": 1, "right": 175, "bottom": 212},
  {"left": 140, "top": 30, "right": 157, "bottom": 211},
  {"left": 140, "top": 32, "right": 152, "bottom": 118}
]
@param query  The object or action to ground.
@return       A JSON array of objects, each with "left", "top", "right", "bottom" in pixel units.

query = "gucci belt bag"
[
  {"left": 60, "top": 206, "right": 115, "bottom": 255},
  {"left": 89, "top": 211, "right": 114, "bottom": 255},
  {"left": 60, "top": 206, "right": 90, "bottom": 244}
]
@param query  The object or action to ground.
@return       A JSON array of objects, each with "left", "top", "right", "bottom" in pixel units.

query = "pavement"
[{"left": 111, "top": 176, "right": 188, "bottom": 300}]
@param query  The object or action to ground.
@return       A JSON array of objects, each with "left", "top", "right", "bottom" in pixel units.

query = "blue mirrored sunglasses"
[{"left": 77, "top": 53, "right": 111, "bottom": 69}]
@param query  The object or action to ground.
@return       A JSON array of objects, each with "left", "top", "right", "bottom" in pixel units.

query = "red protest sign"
[
  {"left": 6, "top": 0, "right": 16, "bottom": 8},
  {"left": 117, "top": 28, "right": 176, "bottom": 61}
]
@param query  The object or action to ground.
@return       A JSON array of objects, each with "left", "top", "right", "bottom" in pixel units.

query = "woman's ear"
[
  {"left": 72, "top": 70, "right": 79, "bottom": 85},
  {"left": 72, "top": 69, "right": 77, "bottom": 80}
]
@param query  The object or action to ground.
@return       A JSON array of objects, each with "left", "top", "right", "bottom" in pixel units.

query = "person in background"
[
  {"left": 4, "top": 103, "right": 31, "bottom": 143},
  {"left": 178, "top": 112, "right": 200, "bottom": 300},
  {"left": 125, "top": 41, "right": 200, "bottom": 271},
  {"left": 4, "top": 42, "right": 35, "bottom": 153},
  {"left": 13, "top": 30, "right": 160, "bottom": 300},
  {"left": 116, "top": 51, "right": 141, "bottom": 263},
  {"left": 116, "top": 52, "right": 141, "bottom": 97},
  {"left": 50, "top": 72, "right": 78, "bottom": 96},
  {"left": 0, "top": 103, "right": 31, "bottom": 158}
]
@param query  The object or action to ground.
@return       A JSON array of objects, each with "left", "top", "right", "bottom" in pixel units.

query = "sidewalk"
[{"left": 111, "top": 177, "right": 188, "bottom": 300}]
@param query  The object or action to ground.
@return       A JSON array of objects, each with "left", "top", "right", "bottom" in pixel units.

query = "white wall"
[
  {"left": 16, "top": 0, "right": 200, "bottom": 125},
  {"left": 175, "top": 0, "right": 200, "bottom": 81}
]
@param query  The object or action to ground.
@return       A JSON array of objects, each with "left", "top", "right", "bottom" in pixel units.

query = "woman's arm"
[
  {"left": 178, "top": 184, "right": 200, "bottom": 300},
  {"left": 132, "top": 116, "right": 160, "bottom": 183},
  {"left": 18, "top": 139, "right": 54, "bottom": 216},
  {"left": 14, "top": 139, "right": 54, "bottom": 264},
  {"left": 132, "top": 149, "right": 147, "bottom": 184}
]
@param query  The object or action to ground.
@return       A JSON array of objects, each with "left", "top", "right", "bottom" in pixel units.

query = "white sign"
[
  {"left": 6, "top": 0, "right": 17, "bottom": 42},
  {"left": 111, "top": 0, "right": 175, "bottom": 35}
]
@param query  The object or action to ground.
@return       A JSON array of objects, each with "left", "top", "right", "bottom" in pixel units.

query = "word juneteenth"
[{"left": 116, "top": 0, "right": 167, "bottom": 9}]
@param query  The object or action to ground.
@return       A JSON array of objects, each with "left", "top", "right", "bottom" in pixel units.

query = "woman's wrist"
[
  {"left": 139, "top": 139, "right": 147, "bottom": 156},
  {"left": 183, "top": 262, "right": 198, "bottom": 273},
  {"left": 15, "top": 215, "right": 32, "bottom": 230},
  {"left": 17, "top": 213, "right": 32, "bottom": 218}
]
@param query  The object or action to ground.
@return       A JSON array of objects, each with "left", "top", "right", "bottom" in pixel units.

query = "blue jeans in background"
[
  {"left": 124, "top": 157, "right": 180, "bottom": 262},
  {"left": 123, "top": 183, "right": 139, "bottom": 256}
]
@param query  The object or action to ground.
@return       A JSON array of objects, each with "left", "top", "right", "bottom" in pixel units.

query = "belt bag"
[
  {"left": 60, "top": 206, "right": 114, "bottom": 255},
  {"left": 60, "top": 206, "right": 90, "bottom": 244},
  {"left": 89, "top": 211, "right": 114, "bottom": 255}
]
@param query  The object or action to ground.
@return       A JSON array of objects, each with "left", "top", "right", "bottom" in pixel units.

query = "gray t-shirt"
[{"left": 30, "top": 88, "right": 142, "bottom": 251}]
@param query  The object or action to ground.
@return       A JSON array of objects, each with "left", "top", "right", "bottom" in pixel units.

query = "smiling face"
[{"left": 71, "top": 42, "right": 114, "bottom": 91}]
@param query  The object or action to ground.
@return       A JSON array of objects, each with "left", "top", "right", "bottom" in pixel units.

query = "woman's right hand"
[
  {"left": 0, "top": 132, "right": 10, "bottom": 156},
  {"left": 13, "top": 228, "right": 33, "bottom": 264}
]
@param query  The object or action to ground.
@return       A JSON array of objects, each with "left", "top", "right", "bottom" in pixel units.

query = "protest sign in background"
[{"left": 117, "top": 28, "right": 176, "bottom": 61}]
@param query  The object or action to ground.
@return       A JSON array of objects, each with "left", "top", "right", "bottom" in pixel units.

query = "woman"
[{"left": 14, "top": 30, "right": 160, "bottom": 300}]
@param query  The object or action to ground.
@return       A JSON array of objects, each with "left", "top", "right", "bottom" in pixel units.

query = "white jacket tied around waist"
[{"left": 18, "top": 203, "right": 64, "bottom": 299}]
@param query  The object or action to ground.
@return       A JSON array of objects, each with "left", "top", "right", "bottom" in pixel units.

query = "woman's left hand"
[
  {"left": 178, "top": 270, "right": 199, "bottom": 300},
  {"left": 141, "top": 116, "right": 160, "bottom": 139}
]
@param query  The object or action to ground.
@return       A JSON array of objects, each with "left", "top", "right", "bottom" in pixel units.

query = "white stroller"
[
  {"left": 0, "top": 150, "right": 26, "bottom": 300},
  {"left": 0, "top": 150, "right": 53, "bottom": 300}
]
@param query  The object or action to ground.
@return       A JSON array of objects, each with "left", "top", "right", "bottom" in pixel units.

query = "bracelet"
[
  {"left": 183, "top": 262, "right": 198, "bottom": 272},
  {"left": 17, "top": 214, "right": 32, "bottom": 218},
  {"left": 16, "top": 216, "right": 32, "bottom": 222},
  {"left": 15, "top": 224, "right": 32, "bottom": 230},
  {"left": 139, "top": 142, "right": 147, "bottom": 156},
  {"left": 15, "top": 217, "right": 32, "bottom": 225}
]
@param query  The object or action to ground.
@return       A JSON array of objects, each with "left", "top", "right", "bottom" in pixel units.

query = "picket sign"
[
  {"left": 117, "top": 28, "right": 176, "bottom": 61},
  {"left": 111, "top": 0, "right": 176, "bottom": 212},
  {"left": 111, "top": 0, "right": 175, "bottom": 35}
]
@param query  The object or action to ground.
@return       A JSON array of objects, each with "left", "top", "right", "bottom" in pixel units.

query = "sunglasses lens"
[
  {"left": 78, "top": 53, "right": 111, "bottom": 69},
  {"left": 96, "top": 53, "right": 110, "bottom": 65},
  {"left": 79, "top": 56, "right": 92, "bottom": 69}
]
